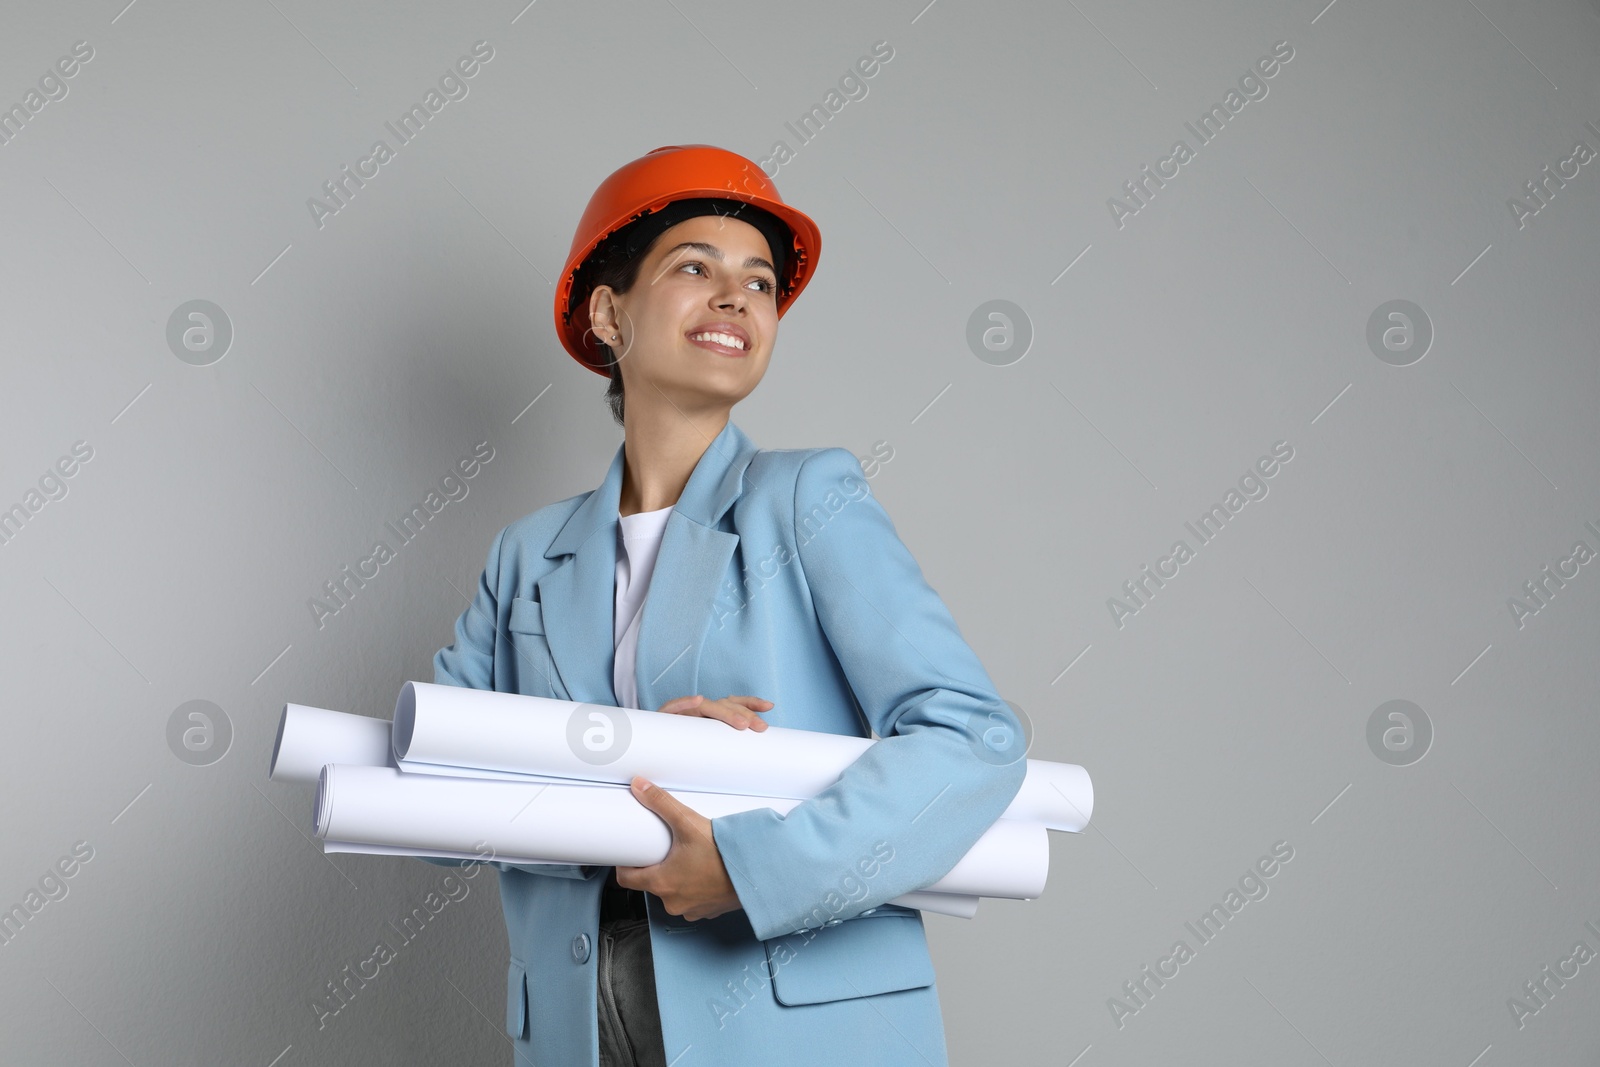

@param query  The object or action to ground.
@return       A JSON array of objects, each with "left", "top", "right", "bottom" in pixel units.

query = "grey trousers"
[{"left": 597, "top": 915, "right": 668, "bottom": 1067}]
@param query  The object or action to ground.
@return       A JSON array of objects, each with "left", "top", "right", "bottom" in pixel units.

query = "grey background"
[{"left": 2, "top": 0, "right": 1597, "bottom": 1064}]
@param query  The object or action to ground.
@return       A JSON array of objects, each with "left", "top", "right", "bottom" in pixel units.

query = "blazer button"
[{"left": 571, "top": 933, "right": 591, "bottom": 964}]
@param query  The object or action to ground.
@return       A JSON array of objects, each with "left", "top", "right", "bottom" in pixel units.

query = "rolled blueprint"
[
  {"left": 270, "top": 704, "right": 393, "bottom": 783},
  {"left": 275, "top": 706, "right": 988, "bottom": 917},
  {"left": 888, "top": 891, "right": 979, "bottom": 919},
  {"left": 393, "top": 681, "right": 1093, "bottom": 831},
  {"left": 315, "top": 765, "right": 1049, "bottom": 901}
]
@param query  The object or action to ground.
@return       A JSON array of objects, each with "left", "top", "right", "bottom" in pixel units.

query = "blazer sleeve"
[
  {"left": 425, "top": 524, "right": 592, "bottom": 881},
  {"left": 710, "top": 448, "right": 1028, "bottom": 941}
]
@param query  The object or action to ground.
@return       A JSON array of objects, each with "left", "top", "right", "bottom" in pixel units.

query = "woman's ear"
[{"left": 587, "top": 286, "right": 612, "bottom": 340}]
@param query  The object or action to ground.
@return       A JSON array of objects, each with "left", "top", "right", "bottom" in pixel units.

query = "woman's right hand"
[{"left": 656, "top": 694, "right": 773, "bottom": 731}]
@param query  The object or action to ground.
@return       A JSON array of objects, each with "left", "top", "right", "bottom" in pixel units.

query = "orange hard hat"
[{"left": 553, "top": 144, "right": 822, "bottom": 377}]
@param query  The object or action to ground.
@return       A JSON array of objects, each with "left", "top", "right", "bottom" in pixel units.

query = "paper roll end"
[
  {"left": 312, "top": 764, "right": 333, "bottom": 838},
  {"left": 392, "top": 682, "right": 420, "bottom": 761},
  {"left": 269, "top": 704, "right": 295, "bottom": 781}
]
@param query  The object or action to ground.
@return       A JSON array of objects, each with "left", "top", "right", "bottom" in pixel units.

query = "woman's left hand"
[{"left": 614, "top": 776, "right": 743, "bottom": 921}]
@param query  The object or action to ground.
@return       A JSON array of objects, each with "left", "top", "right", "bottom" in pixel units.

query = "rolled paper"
[
  {"left": 889, "top": 891, "right": 980, "bottom": 919},
  {"left": 314, "top": 765, "right": 1050, "bottom": 901},
  {"left": 270, "top": 704, "right": 392, "bottom": 783},
  {"left": 393, "top": 681, "right": 1094, "bottom": 832},
  {"left": 277, "top": 706, "right": 988, "bottom": 916},
  {"left": 320, "top": 842, "right": 569, "bottom": 865}
]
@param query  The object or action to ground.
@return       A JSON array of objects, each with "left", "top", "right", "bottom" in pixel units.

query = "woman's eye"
[{"left": 682, "top": 262, "right": 776, "bottom": 293}]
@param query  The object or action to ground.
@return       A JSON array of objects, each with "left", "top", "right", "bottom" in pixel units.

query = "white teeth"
[{"left": 689, "top": 331, "right": 747, "bottom": 350}]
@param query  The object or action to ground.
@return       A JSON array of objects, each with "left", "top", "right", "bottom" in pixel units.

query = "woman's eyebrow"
[{"left": 659, "top": 240, "right": 776, "bottom": 276}]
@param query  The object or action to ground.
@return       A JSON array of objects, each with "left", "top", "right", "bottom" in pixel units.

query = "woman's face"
[{"left": 591, "top": 214, "right": 781, "bottom": 416}]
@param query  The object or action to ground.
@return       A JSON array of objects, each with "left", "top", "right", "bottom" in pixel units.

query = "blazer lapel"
[
  {"left": 536, "top": 419, "right": 762, "bottom": 711},
  {"left": 536, "top": 444, "right": 624, "bottom": 707}
]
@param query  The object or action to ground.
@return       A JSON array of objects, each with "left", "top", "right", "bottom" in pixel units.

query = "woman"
[{"left": 431, "top": 144, "right": 1027, "bottom": 1067}]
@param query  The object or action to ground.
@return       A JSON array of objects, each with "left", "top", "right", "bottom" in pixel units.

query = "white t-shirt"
[{"left": 612, "top": 504, "right": 674, "bottom": 711}]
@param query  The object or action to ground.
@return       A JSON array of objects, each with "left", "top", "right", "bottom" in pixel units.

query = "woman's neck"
[{"left": 618, "top": 408, "right": 730, "bottom": 517}]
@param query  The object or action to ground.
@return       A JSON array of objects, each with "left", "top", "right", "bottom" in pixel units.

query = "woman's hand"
[
  {"left": 614, "top": 777, "right": 744, "bottom": 921},
  {"left": 655, "top": 694, "right": 773, "bottom": 732},
  {"left": 613, "top": 696, "right": 774, "bottom": 919}
]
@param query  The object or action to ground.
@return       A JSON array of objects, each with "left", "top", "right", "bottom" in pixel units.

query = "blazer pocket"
[
  {"left": 763, "top": 911, "right": 936, "bottom": 1007},
  {"left": 505, "top": 957, "right": 528, "bottom": 1039},
  {"left": 505, "top": 597, "right": 559, "bottom": 698},
  {"left": 508, "top": 596, "right": 544, "bottom": 634}
]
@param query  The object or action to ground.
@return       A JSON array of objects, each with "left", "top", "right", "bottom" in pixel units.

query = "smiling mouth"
[{"left": 686, "top": 332, "right": 749, "bottom": 356}]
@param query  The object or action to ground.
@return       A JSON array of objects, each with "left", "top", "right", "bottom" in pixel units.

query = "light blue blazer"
[{"left": 428, "top": 418, "right": 1027, "bottom": 1067}]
